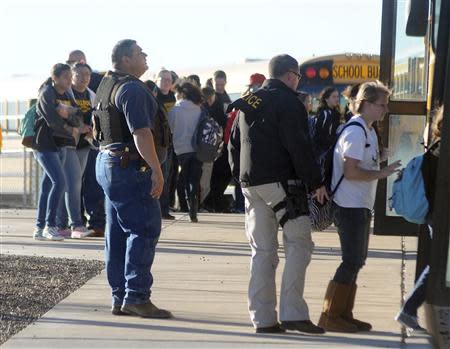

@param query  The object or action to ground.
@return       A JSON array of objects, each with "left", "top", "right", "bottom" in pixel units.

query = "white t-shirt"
[{"left": 332, "top": 116, "right": 380, "bottom": 209}]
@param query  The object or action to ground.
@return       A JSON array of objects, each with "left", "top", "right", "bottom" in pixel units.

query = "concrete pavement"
[{"left": 0, "top": 209, "right": 432, "bottom": 348}]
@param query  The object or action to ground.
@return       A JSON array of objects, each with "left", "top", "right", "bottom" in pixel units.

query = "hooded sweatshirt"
[{"left": 167, "top": 99, "right": 201, "bottom": 155}]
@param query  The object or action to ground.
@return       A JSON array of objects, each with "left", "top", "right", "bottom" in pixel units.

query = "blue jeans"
[
  {"left": 34, "top": 148, "right": 67, "bottom": 228},
  {"left": 82, "top": 148, "right": 105, "bottom": 229},
  {"left": 402, "top": 265, "right": 429, "bottom": 317},
  {"left": 57, "top": 147, "right": 90, "bottom": 228},
  {"left": 401, "top": 224, "right": 433, "bottom": 317},
  {"left": 35, "top": 168, "right": 51, "bottom": 230},
  {"left": 96, "top": 150, "right": 162, "bottom": 306},
  {"left": 332, "top": 203, "right": 371, "bottom": 284}
]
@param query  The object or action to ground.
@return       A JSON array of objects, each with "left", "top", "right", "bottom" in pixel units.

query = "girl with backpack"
[
  {"left": 32, "top": 64, "right": 88, "bottom": 241},
  {"left": 394, "top": 107, "right": 443, "bottom": 333},
  {"left": 313, "top": 87, "right": 342, "bottom": 155},
  {"left": 168, "top": 81, "right": 203, "bottom": 222},
  {"left": 318, "top": 81, "right": 402, "bottom": 333}
]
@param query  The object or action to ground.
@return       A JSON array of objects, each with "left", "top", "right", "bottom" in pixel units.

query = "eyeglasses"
[{"left": 289, "top": 71, "right": 302, "bottom": 80}]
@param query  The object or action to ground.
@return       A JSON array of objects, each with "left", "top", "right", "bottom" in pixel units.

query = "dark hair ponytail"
[
  {"left": 174, "top": 81, "right": 202, "bottom": 105},
  {"left": 38, "top": 77, "right": 53, "bottom": 92}
]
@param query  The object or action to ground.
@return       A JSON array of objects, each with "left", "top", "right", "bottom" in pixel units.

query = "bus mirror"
[{"left": 405, "top": 0, "right": 429, "bottom": 37}]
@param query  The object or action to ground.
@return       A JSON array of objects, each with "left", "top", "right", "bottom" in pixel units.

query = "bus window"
[
  {"left": 391, "top": 0, "right": 428, "bottom": 101},
  {"left": 385, "top": 114, "right": 426, "bottom": 216},
  {"left": 432, "top": 0, "right": 441, "bottom": 50}
]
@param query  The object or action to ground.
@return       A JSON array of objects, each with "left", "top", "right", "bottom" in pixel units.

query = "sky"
[{"left": 1, "top": 0, "right": 383, "bottom": 78}]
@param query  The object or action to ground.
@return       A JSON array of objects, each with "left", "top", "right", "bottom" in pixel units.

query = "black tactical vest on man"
[
  {"left": 93, "top": 71, "right": 134, "bottom": 147},
  {"left": 92, "top": 71, "right": 170, "bottom": 157}
]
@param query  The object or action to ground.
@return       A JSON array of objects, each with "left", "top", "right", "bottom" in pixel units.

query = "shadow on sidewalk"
[
  {"left": 34, "top": 315, "right": 414, "bottom": 347},
  {"left": 314, "top": 246, "right": 417, "bottom": 261},
  {"left": 0, "top": 238, "right": 417, "bottom": 260}
]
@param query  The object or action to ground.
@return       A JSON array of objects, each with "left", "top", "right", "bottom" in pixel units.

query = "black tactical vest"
[{"left": 92, "top": 71, "right": 138, "bottom": 147}]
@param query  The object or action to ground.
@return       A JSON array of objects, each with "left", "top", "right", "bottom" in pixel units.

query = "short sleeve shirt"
[
  {"left": 332, "top": 116, "right": 380, "bottom": 209},
  {"left": 114, "top": 80, "right": 156, "bottom": 134}
]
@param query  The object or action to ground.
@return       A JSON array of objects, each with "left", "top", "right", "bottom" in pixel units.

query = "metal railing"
[{"left": 0, "top": 101, "right": 41, "bottom": 208}]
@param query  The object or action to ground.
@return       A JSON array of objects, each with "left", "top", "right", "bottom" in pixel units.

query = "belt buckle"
[{"left": 107, "top": 150, "right": 121, "bottom": 157}]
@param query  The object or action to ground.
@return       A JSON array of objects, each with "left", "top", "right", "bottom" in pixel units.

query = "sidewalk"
[{"left": 0, "top": 209, "right": 432, "bottom": 348}]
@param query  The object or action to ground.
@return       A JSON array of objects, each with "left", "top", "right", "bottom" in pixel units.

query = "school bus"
[
  {"left": 297, "top": 53, "right": 380, "bottom": 111},
  {"left": 377, "top": 1, "right": 450, "bottom": 347}
]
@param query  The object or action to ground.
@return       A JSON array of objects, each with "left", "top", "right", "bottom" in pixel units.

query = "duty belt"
[
  {"left": 101, "top": 146, "right": 148, "bottom": 171},
  {"left": 105, "top": 148, "right": 141, "bottom": 161}
]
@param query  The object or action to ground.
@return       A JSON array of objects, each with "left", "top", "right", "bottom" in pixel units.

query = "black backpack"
[
  {"left": 320, "top": 121, "right": 368, "bottom": 192},
  {"left": 192, "top": 108, "right": 223, "bottom": 163}
]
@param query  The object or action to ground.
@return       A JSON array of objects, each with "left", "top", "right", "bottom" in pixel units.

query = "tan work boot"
[
  {"left": 121, "top": 301, "right": 173, "bottom": 319},
  {"left": 318, "top": 281, "right": 358, "bottom": 333},
  {"left": 342, "top": 283, "right": 372, "bottom": 331}
]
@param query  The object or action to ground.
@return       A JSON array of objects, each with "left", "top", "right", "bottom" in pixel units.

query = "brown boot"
[
  {"left": 342, "top": 283, "right": 372, "bottom": 331},
  {"left": 121, "top": 301, "right": 173, "bottom": 318},
  {"left": 91, "top": 228, "right": 105, "bottom": 237},
  {"left": 318, "top": 281, "right": 358, "bottom": 333}
]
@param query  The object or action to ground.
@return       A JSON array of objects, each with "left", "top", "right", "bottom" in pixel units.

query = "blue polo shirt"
[{"left": 115, "top": 80, "right": 156, "bottom": 134}]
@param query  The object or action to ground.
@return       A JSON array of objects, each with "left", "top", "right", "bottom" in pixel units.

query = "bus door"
[
  {"left": 378, "top": 0, "right": 450, "bottom": 346},
  {"left": 375, "top": 0, "right": 428, "bottom": 238},
  {"left": 424, "top": 0, "right": 450, "bottom": 347}
]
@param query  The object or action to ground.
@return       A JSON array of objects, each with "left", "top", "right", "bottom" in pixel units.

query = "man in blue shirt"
[{"left": 95, "top": 39, "right": 171, "bottom": 318}]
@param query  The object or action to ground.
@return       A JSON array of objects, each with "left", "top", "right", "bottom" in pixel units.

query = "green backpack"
[{"left": 19, "top": 103, "right": 38, "bottom": 148}]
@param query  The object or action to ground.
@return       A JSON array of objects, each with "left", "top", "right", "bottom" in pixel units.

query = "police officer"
[
  {"left": 93, "top": 39, "right": 172, "bottom": 318},
  {"left": 228, "top": 54, "right": 327, "bottom": 334}
]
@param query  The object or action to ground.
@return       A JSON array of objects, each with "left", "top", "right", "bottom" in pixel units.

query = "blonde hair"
[{"left": 351, "top": 80, "right": 391, "bottom": 114}]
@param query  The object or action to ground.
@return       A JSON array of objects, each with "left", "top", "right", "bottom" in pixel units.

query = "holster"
[
  {"left": 272, "top": 181, "right": 309, "bottom": 227},
  {"left": 106, "top": 147, "right": 147, "bottom": 170}
]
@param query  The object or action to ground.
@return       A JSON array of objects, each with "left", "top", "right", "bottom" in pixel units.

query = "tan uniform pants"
[{"left": 242, "top": 182, "right": 314, "bottom": 328}]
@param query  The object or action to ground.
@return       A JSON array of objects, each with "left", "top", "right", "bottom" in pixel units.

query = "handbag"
[{"left": 309, "top": 175, "right": 344, "bottom": 232}]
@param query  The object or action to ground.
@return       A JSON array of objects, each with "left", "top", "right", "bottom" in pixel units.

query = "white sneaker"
[
  {"left": 43, "top": 226, "right": 65, "bottom": 241},
  {"left": 395, "top": 310, "right": 426, "bottom": 335},
  {"left": 33, "top": 228, "right": 45, "bottom": 240},
  {"left": 71, "top": 226, "right": 94, "bottom": 239}
]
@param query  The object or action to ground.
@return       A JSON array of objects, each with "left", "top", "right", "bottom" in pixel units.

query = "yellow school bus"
[{"left": 297, "top": 53, "right": 380, "bottom": 111}]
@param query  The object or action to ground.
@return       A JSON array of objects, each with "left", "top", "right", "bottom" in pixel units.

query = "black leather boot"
[{"left": 189, "top": 197, "right": 199, "bottom": 223}]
